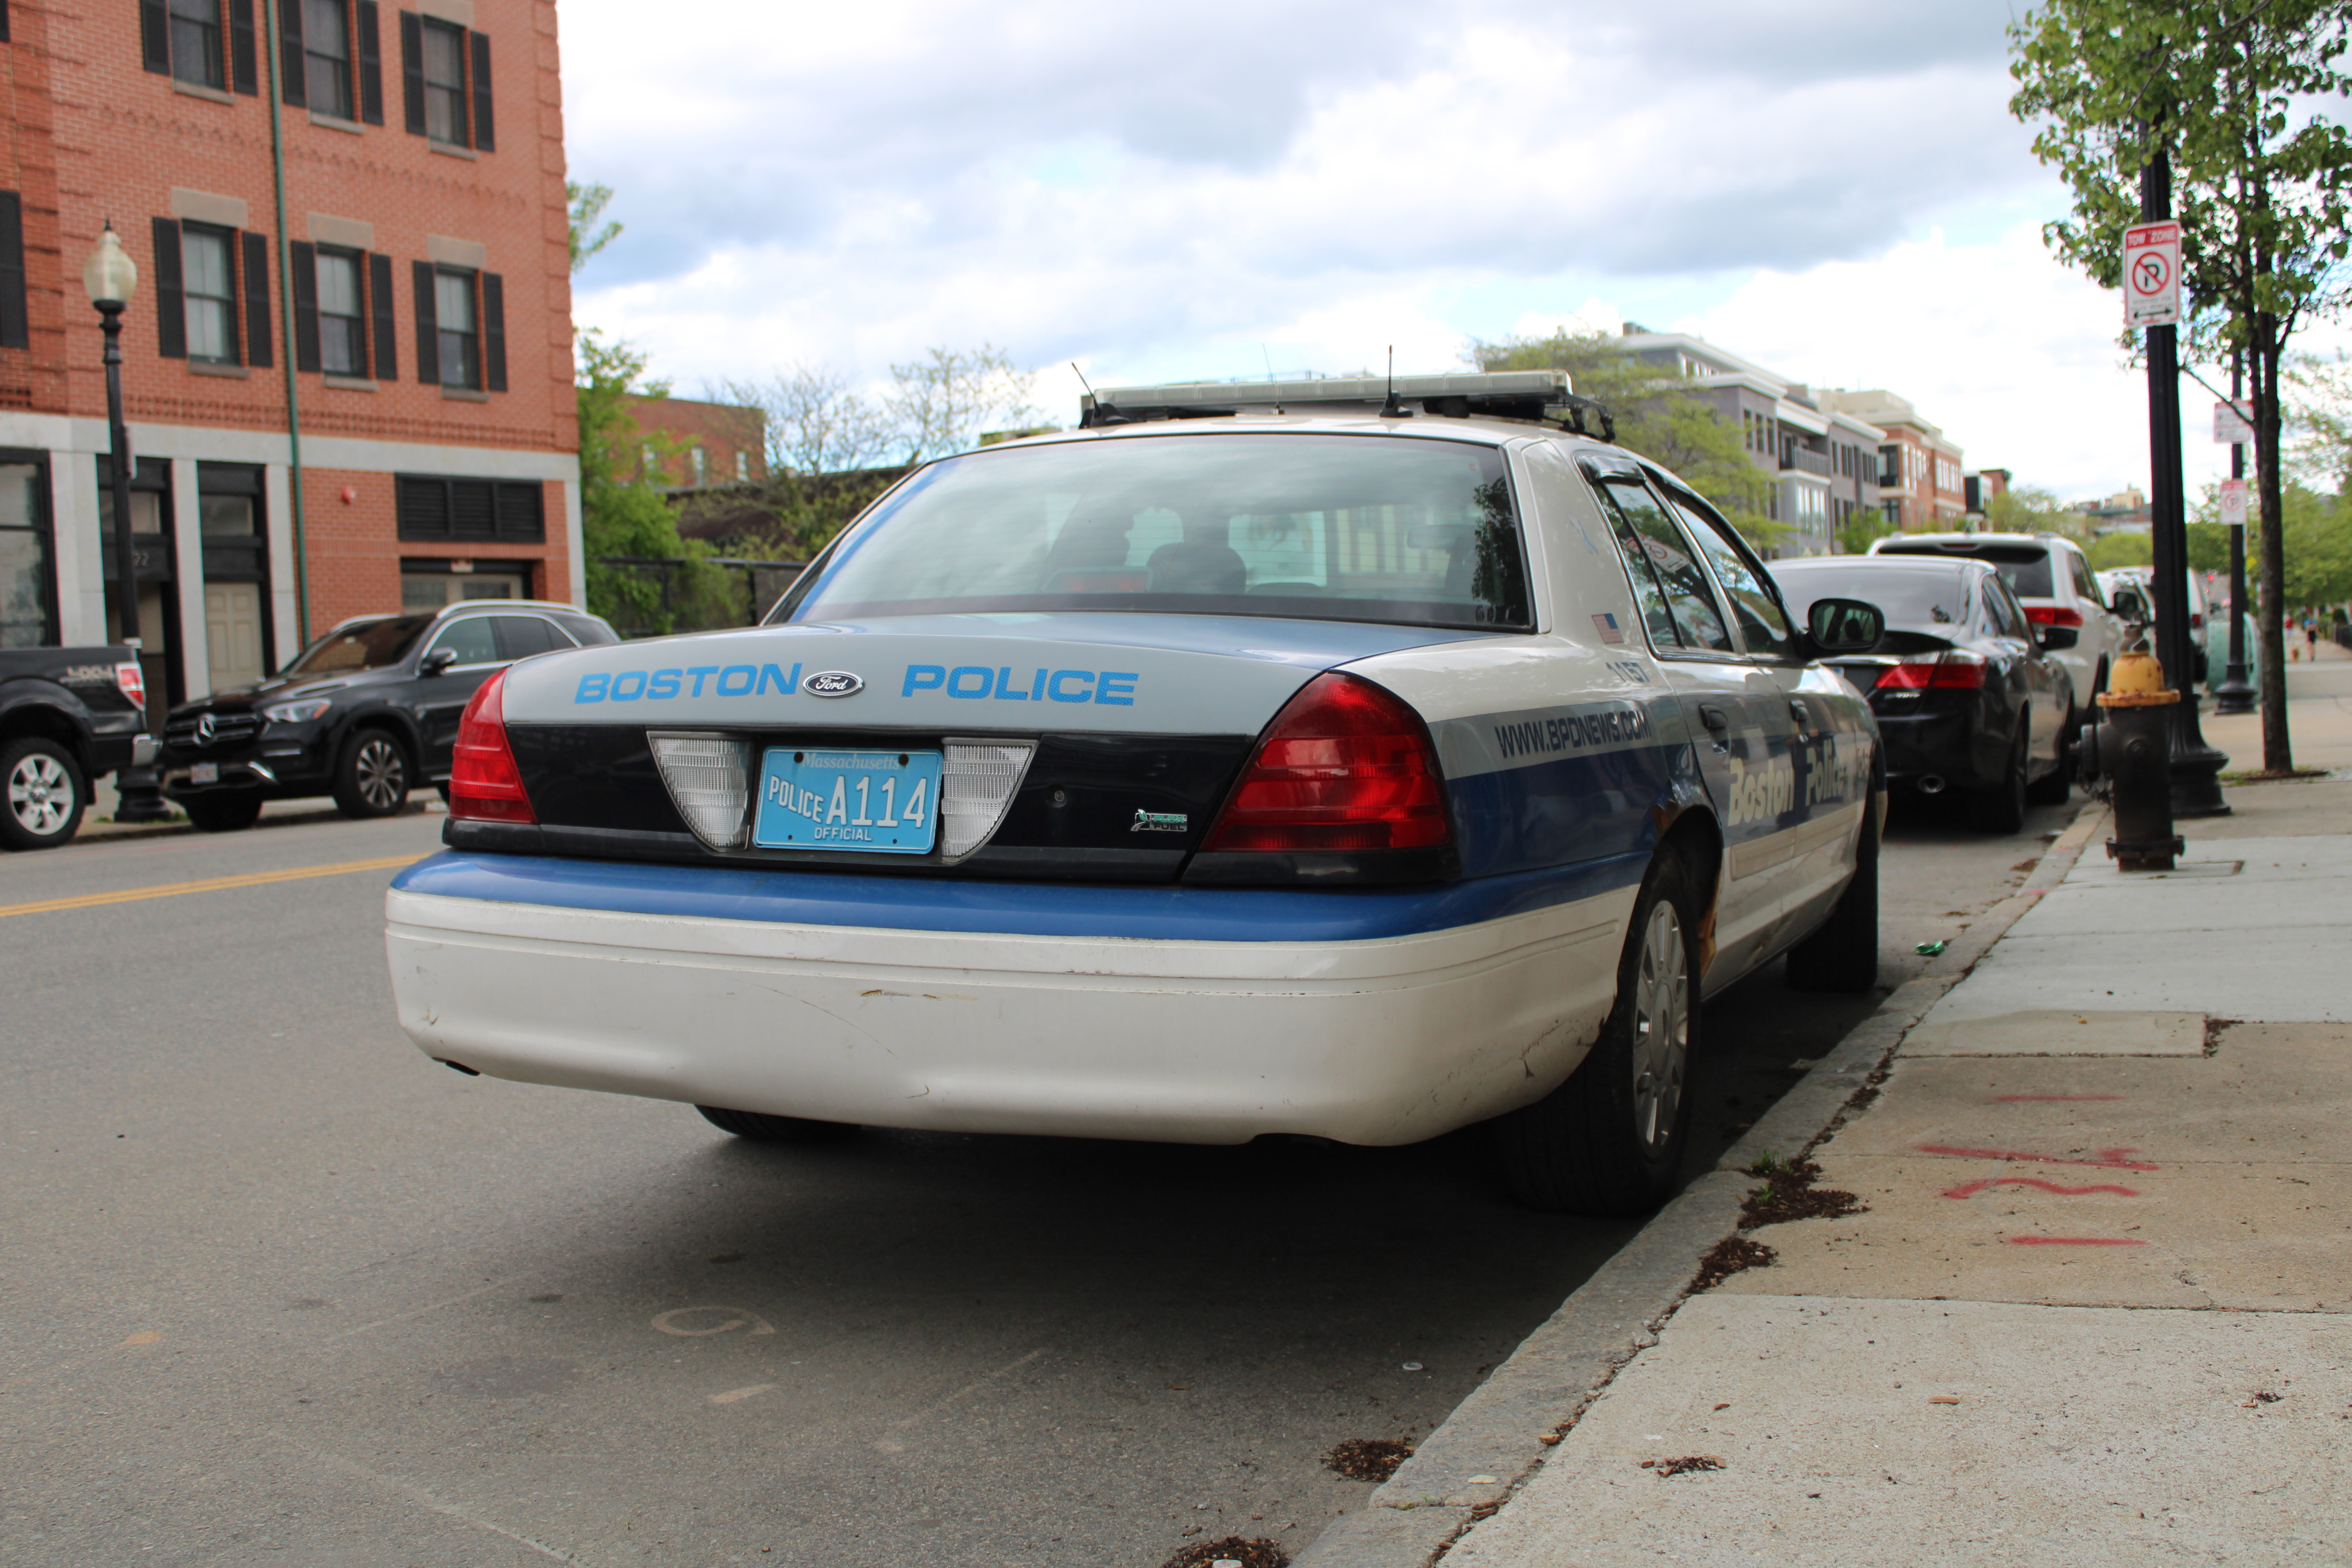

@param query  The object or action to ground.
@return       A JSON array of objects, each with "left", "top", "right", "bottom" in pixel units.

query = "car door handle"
[
  {"left": 1697, "top": 703, "right": 1730, "bottom": 733},
  {"left": 1789, "top": 699, "right": 1812, "bottom": 730}
]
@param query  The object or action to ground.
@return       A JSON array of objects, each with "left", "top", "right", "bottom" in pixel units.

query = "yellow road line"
[{"left": 0, "top": 854, "right": 419, "bottom": 918}]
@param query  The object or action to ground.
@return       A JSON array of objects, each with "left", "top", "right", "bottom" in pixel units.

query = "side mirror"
[
  {"left": 2037, "top": 625, "right": 2080, "bottom": 652},
  {"left": 1806, "top": 596, "right": 1884, "bottom": 655},
  {"left": 421, "top": 646, "right": 458, "bottom": 677},
  {"left": 2110, "top": 590, "right": 2147, "bottom": 622}
]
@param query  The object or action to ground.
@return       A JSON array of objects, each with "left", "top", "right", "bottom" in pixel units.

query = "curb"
[
  {"left": 1292, "top": 798, "right": 2111, "bottom": 1568},
  {"left": 69, "top": 800, "right": 442, "bottom": 846}
]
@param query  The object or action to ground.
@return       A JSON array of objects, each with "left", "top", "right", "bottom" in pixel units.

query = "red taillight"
[
  {"left": 448, "top": 670, "right": 536, "bottom": 823},
  {"left": 1875, "top": 651, "right": 1987, "bottom": 691},
  {"left": 114, "top": 661, "right": 146, "bottom": 714},
  {"left": 2023, "top": 604, "right": 2083, "bottom": 628},
  {"left": 1204, "top": 673, "right": 1450, "bottom": 853}
]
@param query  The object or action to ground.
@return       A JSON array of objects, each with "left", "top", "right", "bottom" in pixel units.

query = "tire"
[
  {"left": 1968, "top": 722, "right": 2028, "bottom": 834},
  {"left": 695, "top": 1105, "right": 858, "bottom": 1143},
  {"left": 332, "top": 728, "right": 410, "bottom": 818},
  {"left": 1786, "top": 788, "right": 1878, "bottom": 993},
  {"left": 183, "top": 791, "right": 264, "bottom": 833},
  {"left": 1, "top": 736, "right": 87, "bottom": 851},
  {"left": 2027, "top": 713, "right": 2073, "bottom": 806},
  {"left": 1493, "top": 846, "right": 1702, "bottom": 1216}
]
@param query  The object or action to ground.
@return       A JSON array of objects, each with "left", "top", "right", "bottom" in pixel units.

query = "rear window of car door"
[
  {"left": 494, "top": 615, "right": 573, "bottom": 660},
  {"left": 424, "top": 615, "right": 499, "bottom": 666},
  {"left": 1588, "top": 472, "right": 1735, "bottom": 654},
  {"left": 1655, "top": 481, "right": 1800, "bottom": 660}
]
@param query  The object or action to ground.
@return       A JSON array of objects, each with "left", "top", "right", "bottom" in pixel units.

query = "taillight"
[
  {"left": 1875, "top": 651, "right": 1987, "bottom": 691},
  {"left": 1204, "top": 673, "right": 1449, "bottom": 852},
  {"left": 114, "top": 661, "right": 145, "bottom": 714},
  {"left": 448, "top": 670, "right": 536, "bottom": 823},
  {"left": 2023, "top": 604, "right": 2083, "bottom": 628}
]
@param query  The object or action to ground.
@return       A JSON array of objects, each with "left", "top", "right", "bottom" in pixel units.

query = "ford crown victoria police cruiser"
[{"left": 385, "top": 370, "right": 1886, "bottom": 1215}]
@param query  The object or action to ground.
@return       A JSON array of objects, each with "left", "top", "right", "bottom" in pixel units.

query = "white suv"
[{"left": 1870, "top": 532, "right": 2125, "bottom": 749}]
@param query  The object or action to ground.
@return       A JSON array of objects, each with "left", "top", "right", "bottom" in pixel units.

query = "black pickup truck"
[{"left": 0, "top": 646, "right": 154, "bottom": 850}]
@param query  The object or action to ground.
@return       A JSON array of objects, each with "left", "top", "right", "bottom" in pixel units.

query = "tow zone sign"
[{"left": 2125, "top": 223, "right": 2181, "bottom": 328}]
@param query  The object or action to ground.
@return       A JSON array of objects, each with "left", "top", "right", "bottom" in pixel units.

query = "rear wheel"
[
  {"left": 183, "top": 791, "right": 263, "bottom": 833},
  {"left": 1968, "top": 722, "right": 2028, "bottom": 834},
  {"left": 695, "top": 1105, "right": 859, "bottom": 1143},
  {"left": 332, "top": 729, "right": 410, "bottom": 818},
  {"left": 1, "top": 737, "right": 86, "bottom": 851},
  {"left": 1494, "top": 847, "right": 1701, "bottom": 1216},
  {"left": 1786, "top": 788, "right": 1878, "bottom": 993}
]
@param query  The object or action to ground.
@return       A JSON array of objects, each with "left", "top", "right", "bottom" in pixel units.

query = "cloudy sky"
[{"left": 560, "top": 0, "right": 2328, "bottom": 502}]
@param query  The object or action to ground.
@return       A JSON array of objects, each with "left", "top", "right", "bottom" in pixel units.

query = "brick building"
[
  {"left": 624, "top": 394, "right": 764, "bottom": 489},
  {"left": 0, "top": 0, "right": 578, "bottom": 713},
  {"left": 1817, "top": 388, "right": 1965, "bottom": 531}
]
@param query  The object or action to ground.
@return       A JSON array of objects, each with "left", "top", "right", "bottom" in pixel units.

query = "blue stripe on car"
[
  {"left": 1446, "top": 740, "right": 1681, "bottom": 880},
  {"left": 391, "top": 849, "right": 1651, "bottom": 943}
]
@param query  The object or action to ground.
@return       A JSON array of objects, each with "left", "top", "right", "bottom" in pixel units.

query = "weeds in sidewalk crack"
[
  {"left": 2204, "top": 1018, "right": 2240, "bottom": 1056},
  {"left": 1740, "top": 1154, "right": 1867, "bottom": 1229},
  {"left": 1691, "top": 1235, "right": 1776, "bottom": 1291},
  {"left": 1641, "top": 1455, "right": 1725, "bottom": 1477}
]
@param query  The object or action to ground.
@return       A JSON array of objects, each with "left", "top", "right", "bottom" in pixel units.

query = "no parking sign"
[{"left": 2124, "top": 223, "right": 2181, "bottom": 328}]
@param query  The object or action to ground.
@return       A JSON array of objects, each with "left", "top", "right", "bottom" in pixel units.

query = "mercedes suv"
[{"left": 160, "top": 600, "right": 619, "bottom": 831}]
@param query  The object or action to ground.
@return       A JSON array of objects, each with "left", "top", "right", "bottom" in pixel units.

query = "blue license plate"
[{"left": 752, "top": 747, "right": 942, "bottom": 853}]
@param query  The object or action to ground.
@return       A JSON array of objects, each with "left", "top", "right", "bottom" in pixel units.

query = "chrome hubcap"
[
  {"left": 1629, "top": 898, "right": 1690, "bottom": 1155},
  {"left": 356, "top": 739, "right": 405, "bottom": 810},
  {"left": 8, "top": 753, "right": 74, "bottom": 836}
]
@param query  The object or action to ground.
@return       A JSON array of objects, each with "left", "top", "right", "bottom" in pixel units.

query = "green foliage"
[
  {"left": 1982, "top": 483, "right": 2080, "bottom": 536},
  {"left": 568, "top": 181, "right": 622, "bottom": 275},
  {"left": 2085, "top": 531, "right": 2154, "bottom": 570},
  {"left": 885, "top": 344, "right": 1041, "bottom": 464},
  {"left": 2185, "top": 521, "right": 2231, "bottom": 575},
  {"left": 576, "top": 330, "right": 731, "bottom": 634},
  {"left": 1468, "top": 330, "right": 1780, "bottom": 549},
  {"left": 1837, "top": 505, "right": 1896, "bottom": 556}
]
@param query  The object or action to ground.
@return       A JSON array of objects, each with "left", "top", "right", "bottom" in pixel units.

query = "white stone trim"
[{"left": 170, "top": 458, "right": 209, "bottom": 701}]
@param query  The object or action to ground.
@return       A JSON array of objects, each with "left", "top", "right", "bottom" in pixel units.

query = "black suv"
[{"left": 160, "top": 600, "right": 619, "bottom": 831}]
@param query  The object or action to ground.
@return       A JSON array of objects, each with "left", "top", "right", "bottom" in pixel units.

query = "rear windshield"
[
  {"left": 776, "top": 433, "right": 1532, "bottom": 632},
  {"left": 1773, "top": 565, "right": 1972, "bottom": 630},
  {"left": 281, "top": 615, "right": 429, "bottom": 676},
  {"left": 1877, "top": 541, "right": 2053, "bottom": 599}
]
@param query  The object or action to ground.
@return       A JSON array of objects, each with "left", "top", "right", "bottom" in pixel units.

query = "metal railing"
[
  {"left": 1779, "top": 447, "right": 1833, "bottom": 477},
  {"left": 594, "top": 556, "right": 808, "bottom": 639}
]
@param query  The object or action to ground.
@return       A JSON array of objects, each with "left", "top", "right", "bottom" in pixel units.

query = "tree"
[
  {"left": 707, "top": 367, "right": 908, "bottom": 559},
  {"left": 1838, "top": 504, "right": 1896, "bottom": 556},
  {"left": 1982, "top": 483, "right": 2077, "bottom": 535},
  {"left": 1468, "top": 329, "right": 1780, "bottom": 549},
  {"left": 2010, "top": 0, "right": 2352, "bottom": 770},
  {"left": 2086, "top": 530, "right": 2155, "bottom": 570},
  {"left": 568, "top": 181, "right": 622, "bottom": 275},
  {"left": 576, "top": 331, "right": 730, "bottom": 633},
  {"left": 885, "top": 344, "right": 1041, "bottom": 463}
]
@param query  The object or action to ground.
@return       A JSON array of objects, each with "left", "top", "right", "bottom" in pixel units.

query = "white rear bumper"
[{"left": 384, "top": 886, "right": 1633, "bottom": 1146}]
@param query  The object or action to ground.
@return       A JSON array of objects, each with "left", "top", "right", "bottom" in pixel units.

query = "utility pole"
[{"left": 2138, "top": 141, "right": 2231, "bottom": 817}]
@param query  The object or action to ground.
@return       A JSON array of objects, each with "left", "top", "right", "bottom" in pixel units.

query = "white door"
[{"left": 205, "top": 582, "right": 266, "bottom": 691}]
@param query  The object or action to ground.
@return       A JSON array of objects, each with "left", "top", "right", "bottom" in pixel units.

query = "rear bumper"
[
  {"left": 1871, "top": 704, "right": 2003, "bottom": 790},
  {"left": 383, "top": 857, "right": 1641, "bottom": 1146}
]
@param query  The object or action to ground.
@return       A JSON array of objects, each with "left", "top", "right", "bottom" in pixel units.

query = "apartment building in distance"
[
  {"left": 1817, "top": 389, "right": 1965, "bottom": 530},
  {"left": 0, "top": 0, "right": 578, "bottom": 716},
  {"left": 1615, "top": 328, "right": 1883, "bottom": 557},
  {"left": 626, "top": 394, "right": 765, "bottom": 490}
]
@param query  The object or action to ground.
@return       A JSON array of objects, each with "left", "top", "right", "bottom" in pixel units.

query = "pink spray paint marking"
[
  {"left": 1916, "top": 1143, "right": 2159, "bottom": 1171},
  {"left": 2005, "top": 1236, "right": 2146, "bottom": 1246},
  {"left": 1942, "top": 1177, "right": 2141, "bottom": 1200},
  {"left": 1990, "top": 1094, "right": 2126, "bottom": 1102}
]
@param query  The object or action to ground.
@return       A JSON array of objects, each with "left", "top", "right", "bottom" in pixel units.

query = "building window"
[
  {"left": 690, "top": 447, "right": 707, "bottom": 485},
  {"left": 0, "top": 456, "right": 54, "bottom": 649},
  {"left": 169, "top": 0, "right": 225, "bottom": 88},
  {"left": 641, "top": 443, "right": 659, "bottom": 477},
  {"left": 316, "top": 247, "right": 365, "bottom": 374},
  {"left": 735, "top": 450, "right": 749, "bottom": 482},
  {"left": 303, "top": 0, "right": 352, "bottom": 118},
  {"left": 396, "top": 474, "right": 545, "bottom": 542},
  {"left": 421, "top": 18, "right": 468, "bottom": 144},
  {"left": 434, "top": 267, "right": 477, "bottom": 388},
  {"left": 182, "top": 225, "right": 238, "bottom": 363}
]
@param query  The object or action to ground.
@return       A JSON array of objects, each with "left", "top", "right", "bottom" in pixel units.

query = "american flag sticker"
[{"left": 1592, "top": 613, "right": 1625, "bottom": 644}]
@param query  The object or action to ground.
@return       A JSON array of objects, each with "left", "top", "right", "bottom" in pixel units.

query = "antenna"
[
  {"left": 1070, "top": 361, "right": 1096, "bottom": 401},
  {"left": 1381, "top": 345, "right": 1408, "bottom": 417}
]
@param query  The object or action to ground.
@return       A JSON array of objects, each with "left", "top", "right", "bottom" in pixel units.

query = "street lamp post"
[
  {"left": 2213, "top": 352, "right": 2256, "bottom": 715},
  {"left": 84, "top": 223, "right": 171, "bottom": 823}
]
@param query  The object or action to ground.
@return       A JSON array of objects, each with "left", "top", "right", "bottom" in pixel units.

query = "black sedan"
[
  {"left": 1769, "top": 556, "right": 2073, "bottom": 833},
  {"left": 159, "top": 600, "right": 618, "bottom": 831}
]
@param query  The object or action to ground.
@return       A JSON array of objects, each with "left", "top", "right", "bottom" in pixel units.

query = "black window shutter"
[
  {"left": 468, "top": 30, "right": 494, "bottom": 151},
  {"left": 412, "top": 259, "right": 439, "bottom": 384},
  {"left": 356, "top": 1, "right": 384, "bottom": 124},
  {"left": 290, "top": 240, "right": 320, "bottom": 373},
  {"left": 241, "top": 230, "right": 271, "bottom": 368},
  {"left": 481, "top": 272, "right": 505, "bottom": 392},
  {"left": 151, "top": 218, "right": 186, "bottom": 360},
  {"left": 368, "top": 251, "right": 397, "bottom": 380},
  {"left": 399, "top": 11, "right": 425, "bottom": 134},
  {"left": 140, "top": 0, "right": 170, "bottom": 72},
  {"left": 278, "top": 0, "right": 305, "bottom": 106},
  {"left": 0, "top": 3, "right": 11, "bottom": 44},
  {"left": 0, "top": 193, "right": 25, "bottom": 350},
  {"left": 229, "top": 0, "right": 257, "bottom": 93}
]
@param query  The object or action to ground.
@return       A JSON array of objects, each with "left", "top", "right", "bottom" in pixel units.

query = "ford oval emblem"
[{"left": 803, "top": 670, "right": 864, "bottom": 699}]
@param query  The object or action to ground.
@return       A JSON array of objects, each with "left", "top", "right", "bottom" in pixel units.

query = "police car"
[{"left": 385, "top": 370, "right": 1886, "bottom": 1215}]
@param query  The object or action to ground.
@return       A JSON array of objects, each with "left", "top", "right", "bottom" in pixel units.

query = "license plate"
[
  {"left": 752, "top": 747, "right": 942, "bottom": 853},
  {"left": 189, "top": 762, "right": 220, "bottom": 784}
]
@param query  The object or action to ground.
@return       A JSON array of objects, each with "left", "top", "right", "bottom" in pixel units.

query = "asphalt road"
[{"left": 1, "top": 789, "right": 2077, "bottom": 1568}]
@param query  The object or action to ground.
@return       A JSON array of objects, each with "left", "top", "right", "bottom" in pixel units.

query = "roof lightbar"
[{"left": 1077, "top": 369, "right": 1615, "bottom": 441}]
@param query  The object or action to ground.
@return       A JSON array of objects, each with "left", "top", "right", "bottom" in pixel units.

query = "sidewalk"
[
  {"left": 1431, "top": 704, "right": 2352, "bottom": 1561},
  {"left": 72, "top": 774, "right": 442, "bottom": 842}
]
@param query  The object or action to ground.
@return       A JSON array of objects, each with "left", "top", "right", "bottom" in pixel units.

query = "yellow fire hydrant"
[{"left": 2095, "top": 647, "right": 2184, "bottom": 871}]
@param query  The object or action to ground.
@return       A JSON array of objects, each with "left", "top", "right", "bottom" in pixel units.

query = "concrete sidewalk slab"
[
  {"left": 1903, "top": 1009, "right": 2204, "bottom": 1057},
  {"left": 1444, "top": 1295, "right": 2352, "bottom": 1568},
  {"left": 2192, "top": 779, "right": 2352, "bottom": 840}
]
